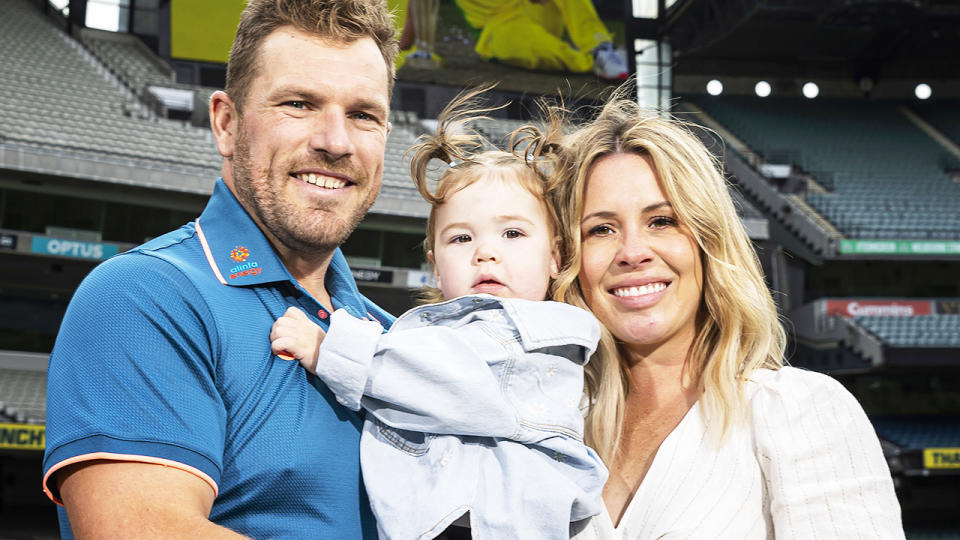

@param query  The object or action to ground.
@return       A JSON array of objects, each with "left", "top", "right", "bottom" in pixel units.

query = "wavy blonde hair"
[
  {"left": 409, "top": 86, "right": 561, "bottom": 304},
  {"left": 518, "top": 95, "right": 785, "bottom": 463}
]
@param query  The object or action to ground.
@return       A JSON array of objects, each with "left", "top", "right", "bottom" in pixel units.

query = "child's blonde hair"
[{"left": 408, "top": 85, "right": 561, "bottom": 304}]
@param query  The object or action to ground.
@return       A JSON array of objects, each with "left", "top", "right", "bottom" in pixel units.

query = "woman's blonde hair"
[
  {"left": 409, "top": 85, "right": 561, "bottom": 304},
  {"left": 520, "top": 94, "right": 785, "bottom": 463}
]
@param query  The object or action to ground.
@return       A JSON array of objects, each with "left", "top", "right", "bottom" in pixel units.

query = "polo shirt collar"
[
  {"left": 194, "top": 178, "right": 293, "bottom": 287},
  {"left": 194, "top": 180, "right": 372, "bottom": 320}
]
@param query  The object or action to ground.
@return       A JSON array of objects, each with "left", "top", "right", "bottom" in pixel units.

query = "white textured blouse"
[{"left": 572, "top": 367, "right": 905, "bottom": 539}]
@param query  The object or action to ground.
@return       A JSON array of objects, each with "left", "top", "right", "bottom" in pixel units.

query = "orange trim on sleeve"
[{"left": 43, "top": 452, "right": 219, "bottom": 506}]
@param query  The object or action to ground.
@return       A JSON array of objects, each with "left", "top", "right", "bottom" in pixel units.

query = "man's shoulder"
[{"left": 76, "top": 222, "right": 216, "bottom": 302}]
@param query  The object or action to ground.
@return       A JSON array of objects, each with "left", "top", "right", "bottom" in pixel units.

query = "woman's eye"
[
  {"left": 503, "top": 229, "right": 524, "bottom": 239},
  {"left": 587, "top": 224, "right": 613, "bottom": 236},
  {"left": 450, "top": 234, "right": 471, "bottom": 244},
  {"left": 650, "top": 216, "right": 677, "bottom": 229}
]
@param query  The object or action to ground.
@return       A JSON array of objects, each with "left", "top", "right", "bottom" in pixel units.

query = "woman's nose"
[{"left": 615, "top": 230, "right": 654, "bottom": 267}]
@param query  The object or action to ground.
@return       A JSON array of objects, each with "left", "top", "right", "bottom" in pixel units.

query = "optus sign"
[
  {"left": 31, "top": 236, "right": 119, "bottom": 260},
  {"left": 825, "top": 300, "right": 932, "bottom": 318}
]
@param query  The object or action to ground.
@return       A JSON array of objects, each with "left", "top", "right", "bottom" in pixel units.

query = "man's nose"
[{"left": 308, "top": 110, "right": 354, "bottom": 161}]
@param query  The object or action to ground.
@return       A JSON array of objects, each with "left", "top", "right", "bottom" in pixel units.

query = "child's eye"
[
  {"left": 503, "top": 229, "right": 524, "bottom": 239},
  {"left": 450, "top": 234, "right": 471, "bottom": 244},
  {"left": 650, "top": 216, "right": 677, "bottom": 229}
]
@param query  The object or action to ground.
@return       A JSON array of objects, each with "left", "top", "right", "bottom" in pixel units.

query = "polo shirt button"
[{"left": 317, "top": 309, "right": 329, "bottom": 319}]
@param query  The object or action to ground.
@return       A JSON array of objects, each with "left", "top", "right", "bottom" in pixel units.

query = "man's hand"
[{"left": 270, "top": 307, "right": 327, "bottom": 374}]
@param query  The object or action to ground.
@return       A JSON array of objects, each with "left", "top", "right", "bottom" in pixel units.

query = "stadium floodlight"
[
  {"left": 706, "top": 79, "right": 723, "bottom": 96},
  {"left": 915, "top": 83, "right": 932, "bottom": 100},
  {"left": 802, "top": 82, "right": 819, "bottom": 99},
  {"left": 754, "top": 81, "right": 771, "bottom": 98}
]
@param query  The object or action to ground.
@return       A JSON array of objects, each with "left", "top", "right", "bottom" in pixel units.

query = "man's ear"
[
  {"left": 210, "top": 91, "right": 238, "bottom": 159},
  {"left": 549, "top": 237, "right": 561, "bottom": 279},
  {"left": 427, "top": 250, "right": 441, "bottom": 289}
]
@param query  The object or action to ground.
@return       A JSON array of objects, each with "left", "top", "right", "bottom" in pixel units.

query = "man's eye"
[
  {"left": 284, "top": 101, "right": 307, "bottom": 109},
  {"left": 350, "top": 111, "right": 377, "bottom": 122},
  {"left": 451, "top": 234, "right": 471, "bottom": 244},
  {"left": 503, "top": 229, "right": 524, "bottom": 239}
]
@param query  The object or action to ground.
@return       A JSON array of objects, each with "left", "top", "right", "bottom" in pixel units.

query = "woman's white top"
[{"left": 572, "top": 367, "right": 904, "bottom": 539}]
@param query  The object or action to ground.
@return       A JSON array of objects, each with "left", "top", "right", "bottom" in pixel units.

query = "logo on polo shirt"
[
  {"left": 230, "top": 246, "right": 250, "bottom": 262},
  {"left": 228, "top": 246, "right": 261, "bottom": 279}
]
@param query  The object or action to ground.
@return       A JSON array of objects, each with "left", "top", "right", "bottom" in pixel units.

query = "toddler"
[{"left": 270, "top": 89, "right": 606, "bottom": 540}]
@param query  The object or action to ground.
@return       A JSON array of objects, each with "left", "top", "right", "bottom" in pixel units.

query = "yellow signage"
[
  {"left": 171, "top": 0, "right": 246, "bottom": 63},
  {"left": 0, "top": 423, "right": 45, "bottom": 450},
  {"left": 924, "top": 448, "right": 960, "bottom": 469}
]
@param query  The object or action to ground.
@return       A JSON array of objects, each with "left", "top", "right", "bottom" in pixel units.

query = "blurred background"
[{"left": 0, "top": 0, "right": 958, "bottom": 537}]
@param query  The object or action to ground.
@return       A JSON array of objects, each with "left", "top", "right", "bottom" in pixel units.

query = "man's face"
[{"left": 228, "top": 26, "right": 390, "bottom": 255}]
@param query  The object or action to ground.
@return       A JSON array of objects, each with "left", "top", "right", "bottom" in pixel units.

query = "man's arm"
[
  {"left": 58, "top": 461, "right": 249, "bottom": 539},
  {"left": 43, "top": 254, "right": 229, "bottom": 536}
]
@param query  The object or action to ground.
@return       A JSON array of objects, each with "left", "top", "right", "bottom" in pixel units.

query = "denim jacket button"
[{"left": 420, "top": 312, "right": 432, "bottom": 322}]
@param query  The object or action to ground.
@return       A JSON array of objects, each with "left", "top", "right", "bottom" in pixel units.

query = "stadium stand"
[
  {"left": 858, "top": 314, "right": 960, "bottom": 348},
  {"left": 873, "top": 415, "right": 960, "bottom": 452},
  {"left": 79, "top": 27, "right": 176, "bottom": 90},
  {"left": 913, "top": 100, "right": 960, "bottom": 146},
  {"left": 0, "top": 368, "right": 46, "bottom": 425},
  {"left": 691, "top": 96, "right": 960, "bottom": 241}
]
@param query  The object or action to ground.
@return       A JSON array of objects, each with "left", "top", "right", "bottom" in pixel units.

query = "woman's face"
[{"left": 578, "top": 152, "right": 703, "bottom": 359}]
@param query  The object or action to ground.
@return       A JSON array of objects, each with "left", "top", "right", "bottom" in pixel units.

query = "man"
[{"left": 42, "top": 1, "right": 398, "bottom": 537}]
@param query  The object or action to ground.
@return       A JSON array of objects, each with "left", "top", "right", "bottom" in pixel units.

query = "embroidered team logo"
[
  {"left": 229, "top": 246, "right": 250, "bottom": 262},
  {"left": 228, "top": 245, "right": 261, "bottom": 280}
]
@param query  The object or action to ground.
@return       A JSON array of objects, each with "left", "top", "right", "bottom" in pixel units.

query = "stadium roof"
[{"left": 664, "top": 0, "right": 960, "bottom": 81}]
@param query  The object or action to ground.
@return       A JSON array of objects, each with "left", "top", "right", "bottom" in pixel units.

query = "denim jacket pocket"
[{"left": 374, "top": 422, "right": 433, "bottom": 456}]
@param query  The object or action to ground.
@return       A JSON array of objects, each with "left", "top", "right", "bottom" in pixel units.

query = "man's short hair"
[{"left": 226, "top": 0, "right": 398, "bottom": 111}]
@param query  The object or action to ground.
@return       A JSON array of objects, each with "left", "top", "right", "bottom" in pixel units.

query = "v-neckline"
[{"left": 607, "top": 401, "right": 701, "bottom": 531}]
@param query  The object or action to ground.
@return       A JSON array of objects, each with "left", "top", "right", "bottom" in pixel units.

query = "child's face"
[{"left": 431, "top": 175, "right": 560, "bottom": 301}]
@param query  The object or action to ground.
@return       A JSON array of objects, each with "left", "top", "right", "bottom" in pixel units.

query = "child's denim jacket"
[{"left": 315, "top": 294, "right": 608, "bottom": 540}]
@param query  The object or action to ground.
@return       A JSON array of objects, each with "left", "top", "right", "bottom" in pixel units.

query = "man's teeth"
[
  {"left": 297, "top": 173, "right": 346, "bottom": 189},
  {"left": 612, "top": 282, "right": 667, "bottom": 297}
]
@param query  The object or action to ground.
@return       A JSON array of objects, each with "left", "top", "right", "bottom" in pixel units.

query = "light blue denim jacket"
[{"left": 315, "top": 294, "right": 608, "bottom": 540}]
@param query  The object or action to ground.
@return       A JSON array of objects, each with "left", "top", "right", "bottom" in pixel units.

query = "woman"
[{"left": 521, "top": 97, "right": 905, "bottom": 538}]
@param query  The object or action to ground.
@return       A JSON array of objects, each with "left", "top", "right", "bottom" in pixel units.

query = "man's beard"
[{"left": 231, "top": 126, "right": 377, "bottom": 256}]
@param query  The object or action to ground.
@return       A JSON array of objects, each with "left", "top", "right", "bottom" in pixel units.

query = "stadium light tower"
[
  {"left": 915, "top": 83, "right": 932, "bottom": 100},
  {"left": 706, "top": 79, "right": 723, "bottom": 96},
  {"left": 755, "top": 81, "right": 772, "bottom": 98},
  {"left": 802, "top": 82, "right": 819, "bottom": 99}
]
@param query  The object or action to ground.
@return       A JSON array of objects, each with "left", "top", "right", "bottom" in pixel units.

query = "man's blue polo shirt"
[{"left": 43, "top": 179, "right": 393, "bottom": 539}]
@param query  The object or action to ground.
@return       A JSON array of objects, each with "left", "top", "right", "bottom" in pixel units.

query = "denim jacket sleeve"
[{"left": 315, "top": 308, "right": 521, "bottom": 438}]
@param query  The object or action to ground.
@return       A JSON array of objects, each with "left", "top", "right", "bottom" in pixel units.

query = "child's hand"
[{"left": 270, "top": 307, "right": 326, "bottom": 374}]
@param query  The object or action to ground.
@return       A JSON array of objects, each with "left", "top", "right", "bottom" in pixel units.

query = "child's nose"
[{"left": 474, "top": 243, "right": 499, "bottom": 263}]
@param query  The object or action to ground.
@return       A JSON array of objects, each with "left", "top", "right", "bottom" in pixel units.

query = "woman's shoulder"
[
  {"left": 746, "top": 365, "right": 848, "bottom": 397},
  {"left": 745, "top": 366, "right": 872, "bottom": 441}
]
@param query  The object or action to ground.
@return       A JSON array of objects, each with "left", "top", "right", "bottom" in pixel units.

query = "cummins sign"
[{"left": 826, "top": 299, "right": 932, "bottom": 317}]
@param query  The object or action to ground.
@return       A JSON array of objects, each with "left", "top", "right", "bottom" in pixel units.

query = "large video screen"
[{"left": 170, "top": 0, "right": 245, "bottom": 63}]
